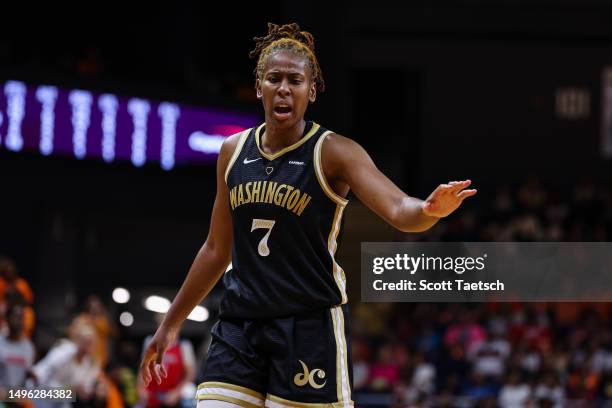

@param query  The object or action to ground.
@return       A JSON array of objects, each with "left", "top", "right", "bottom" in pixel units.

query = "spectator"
[
  {"left": 409, "top": 352, "right": 436, "bottom": 396},
  {"left": 470, "top": 331, "right": 511, "bottom": 379},
  {"left": 107, "top": 341, "right": 140, "bottom": 407},
  {"left": 462, "top": 372, "right": 498, "bottom": 402},
  {"left": 0, "top": 303, "right": 36, "bottom": 392},
  {"left": 437, "top": 343, "right": 471, "bottom": 384},
  {"left": 444, "top": 309, "right": 486, "bottom": 354},
  {"left": 2, "top": 288, "right": 35, "bottom": 338},
  {"left": 71, "top": 295, "right": 117, "bottom": 367},
  {"left": 351, "top": 337, "right": 371, "bottom": 391},
  {"left": 0, "top": 256, "right": 34, "bottom": 306},
  {"left": 368, "top": 344, "right": 402, "bottom": 391},
  {"left": 30, "top": 324, "right": 100, "bottom": 407},
  {"left": 498, "top": 370, "right": 531, "bottom": 408},
  {"left": 78, "top": 372, "right": 125, "bottom": 408},
  {"left": 533, "top": 371, "right": 565, "bottom": 408},
  {"left": 515, "top": 341, "right": 542, "bottom": 379}
]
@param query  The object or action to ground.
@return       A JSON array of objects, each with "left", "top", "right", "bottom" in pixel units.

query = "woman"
[
  {"left": 140, "top": 23, "right": 476, "bottom": 408},
  {"left": 70, "top": 295, "right": 116, "bottom": 367}
]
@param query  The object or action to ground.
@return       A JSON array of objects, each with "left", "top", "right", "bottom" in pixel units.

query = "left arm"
[{"left": 321, "top": 133, "right": 477, "bottom": 233}]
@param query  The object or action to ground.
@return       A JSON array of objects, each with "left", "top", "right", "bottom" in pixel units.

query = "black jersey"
[{"left": 220, "top": 121, "right": 349, "bottom": 319}]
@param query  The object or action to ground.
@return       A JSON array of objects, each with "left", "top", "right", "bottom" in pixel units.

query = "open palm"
[{"left": 422, "top": 180, "right": 477, "bottom": 218}]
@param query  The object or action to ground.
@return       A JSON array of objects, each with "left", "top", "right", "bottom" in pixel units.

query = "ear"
[
  {"left": 309, "top": 82, "right": 317, "bottom": 103},
  {"left": 255, "top": 78, "right": 262, "bottom": 99}
]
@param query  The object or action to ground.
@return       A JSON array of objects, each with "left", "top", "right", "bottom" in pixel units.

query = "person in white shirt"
[
  {"left": 498, "top": 370, "right": 531, "bottom": 408},
  {"left": 470, "top": 332, "right": 511, "bottom": 379},
  {"left": 0, "top": 303, "right": 35, "bottom": 395},
  {"left": 30, "top": 323, "right": 100, "bottom": 407}
]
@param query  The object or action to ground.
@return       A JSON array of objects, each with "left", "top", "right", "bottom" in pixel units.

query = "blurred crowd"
[
  {"left": 351, "top": 301, "right": 612, "bottom": 407},
  {"left": 1, "top": 178, "right": 611, "bottom": 407},
  {"left": 0, "top": 257, "right": 197, "bottom": 408},
  {"left": 355, "top": 179, "right": 612, "bottom": 407}
]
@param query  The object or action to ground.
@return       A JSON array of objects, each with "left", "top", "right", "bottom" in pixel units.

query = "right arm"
[{"left": 139, "top": 133, "right": 240, "bottom": 386}]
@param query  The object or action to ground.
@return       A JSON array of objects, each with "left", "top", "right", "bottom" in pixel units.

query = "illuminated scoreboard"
[{"left": 0, "top": 80, "right": 259, "bottom": 169}]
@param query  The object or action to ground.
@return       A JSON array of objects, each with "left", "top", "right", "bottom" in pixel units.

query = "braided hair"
[{"left": 249, "top": 23, "right": 325, "bottom": 92}]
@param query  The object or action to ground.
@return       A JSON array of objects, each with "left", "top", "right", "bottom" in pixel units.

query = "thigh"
[
  {"left": 197, "top": 319, "right": 267, "bottom": 408},
  {"left": 265, "top": 305, "right": 354, "bottom": 407}
]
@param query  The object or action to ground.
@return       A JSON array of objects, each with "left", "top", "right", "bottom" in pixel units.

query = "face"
[
  {"left": 256, "top": 50, "right": 316, "bottom": 127},
  {"left": 75, "top": 331, "right": 96, "bottom": 355},
  {"left": 0, "top": 259, "right": 17, "bottom": 281},
  {"left": 87, "top": 296, "right": 103, "bottom": 315},
  {"left": 7, "top": 305, "right": 24, "bottom": 335}
]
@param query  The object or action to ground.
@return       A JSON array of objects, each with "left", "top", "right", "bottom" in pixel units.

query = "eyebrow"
[{"left": 266, "top": 68, "right": 305, "bottom": 74}]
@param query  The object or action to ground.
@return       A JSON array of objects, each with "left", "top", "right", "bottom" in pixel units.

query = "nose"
[{"left": 277, "top": 78, "right": 291, "bottom": 97}]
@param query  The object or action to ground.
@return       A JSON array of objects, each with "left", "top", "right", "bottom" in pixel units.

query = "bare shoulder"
[
  {"left": 321, "top": 132, "right": 367, "bottom": 168},
  {"left": 319, "top": 132, "right": 369, "bottom": 189},
  {"left": 219, "top": 131, "right": 244, "bottom": 160},
  {"left": 322, "top": 132, "right": 358, "bottom": 150}
]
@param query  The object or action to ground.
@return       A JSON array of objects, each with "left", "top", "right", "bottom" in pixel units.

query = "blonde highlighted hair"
[{"left": 249, "top": 22, "right": 325, "bottom": 92}]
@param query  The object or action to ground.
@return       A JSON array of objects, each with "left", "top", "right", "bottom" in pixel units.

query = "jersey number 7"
[{"left": 251, "top": 219, "right": 276, "bottom": 256}]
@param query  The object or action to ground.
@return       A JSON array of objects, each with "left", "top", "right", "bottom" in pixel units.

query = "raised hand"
[{"left": 422, "top": 180, "right": 477, "bottom": 218}]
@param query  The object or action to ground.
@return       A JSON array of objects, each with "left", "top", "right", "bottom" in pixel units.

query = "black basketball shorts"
[{"left": 196, "top": 304, "right": 353, "bottom": 407}]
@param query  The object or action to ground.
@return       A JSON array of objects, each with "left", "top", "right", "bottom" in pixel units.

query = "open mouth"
[{"left": 274, "top": 106, "right": 292, "bottom": 114}]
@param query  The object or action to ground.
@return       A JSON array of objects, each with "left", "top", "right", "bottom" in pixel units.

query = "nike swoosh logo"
[{"left": 243, "top": 157, "right": 262, "bottom": 164}]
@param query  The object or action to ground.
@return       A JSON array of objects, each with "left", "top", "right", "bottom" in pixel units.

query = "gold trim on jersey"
[
  {"left": 327, "top": 205, "right": 347, "bottom": 304},
  {"left": 316, "top": 129, "right": 348, "bottom": 305},
  {"left": 314, "top": 131, "right": 349, "bottom": 206},
  {"left": 255, "top": 122, "right": 321, "bottom": 161},
  {"left": 224, "top": 128, "right": 252, "bottom": 182},
  {"left": 329, "top": 306, "right": 352, "bottom": 408},
  {"left": 265, "top": 393, "right": 354, "bottom": 408},
  {"left": 197, "top": 381, "right": 264, "bottom": 407}
]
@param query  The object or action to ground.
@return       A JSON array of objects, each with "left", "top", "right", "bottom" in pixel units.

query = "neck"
[
  {"left": 8, "top": 332, "right": 21, "bottom": 341},
  {"left": 262, "top": 118, "right": 306, "bottom": 151}
]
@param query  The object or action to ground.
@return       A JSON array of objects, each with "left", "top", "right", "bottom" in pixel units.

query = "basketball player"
[{"left": 140, "top": 23, "right": 477, "bottom": 408}]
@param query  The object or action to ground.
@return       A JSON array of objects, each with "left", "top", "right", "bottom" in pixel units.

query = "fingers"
[
  {"left": 449, "top": 180, "right": 471, "bottom": 192},
  {"left": 141, "top": 363, "right": 153, "bottom": 386},
  {"left": 140, "top": 348, "right": 154, "bottom": 386},
  {"left": 159, "top": 363, "right": 168, "bottom": 379},
  {"left": 155, "top": 351, "right": 168, "bottom": 379},
  {"left": 147, "top": 347, "right": 168, "bottom": 385},
  {"left": 445, "top": 180, "right": 474, "bottom": 197},
  {"left": 149, "top": 359, "right": 162, "bottom": 385},
  {"left": 155, "top": 364, "right": 165, "bottom": 384},
  {"left": 435, "top": 180, "right": 471, "bottom": 197},
  {"left": 140, "top": 362, "right": 165, "bottom": 387},
  {"left": 457, "top": 189, "right": 477, "bottom": 200},
  {"left": 140, "top": 342, "right": 169, "bottom": 387}
]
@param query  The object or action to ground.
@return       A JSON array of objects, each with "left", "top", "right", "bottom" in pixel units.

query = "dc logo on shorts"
[{"left": 293, "top": 360, "right": 326, "bottom": 389}]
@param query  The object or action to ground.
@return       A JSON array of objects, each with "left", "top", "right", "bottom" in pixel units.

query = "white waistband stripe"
[{"left": 197, "top": 387, "right": 264, "bottom": 405}]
